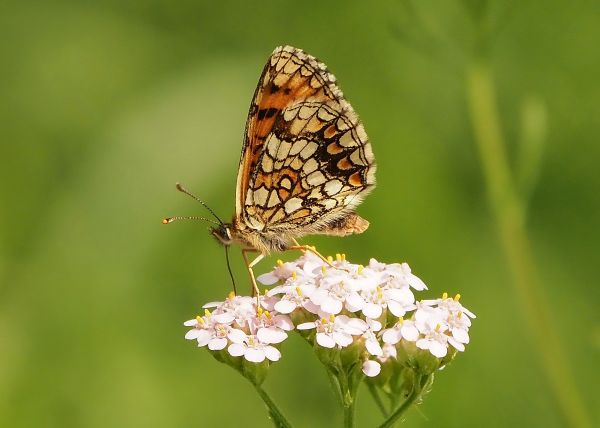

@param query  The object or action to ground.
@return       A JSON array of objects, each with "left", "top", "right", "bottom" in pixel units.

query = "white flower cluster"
[
  {"left": 184, "top": 295, "right": 293, "bottom": 363},
  {"left": 184, "top": 252, "right": 476, "bottom": 377}
]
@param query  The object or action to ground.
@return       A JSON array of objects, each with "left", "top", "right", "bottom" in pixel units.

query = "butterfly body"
[{"left": 212, "top": 211, "right": 370, "bottom": 255}]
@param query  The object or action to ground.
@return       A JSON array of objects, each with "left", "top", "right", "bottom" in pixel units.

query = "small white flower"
[
  {"left": 184, "top": 313, "right": 238, "bottom": 351},
  {"left": 251, "top": 308, "right": 294, "bottom": 344},
  {"left": 296, "top": 251, "right": 327, "bottom": 276},
  {"left": 369, "top": 259, "right": 427, "bottom": 291},
  {"left": 361, "top": 318, "right": 383, "bottom": 356},
  {"left": 358, "top": 284, "right": 416, "bottom": 319},
  {"left": 267, "top": 274, "right": 317, "bottom": 314},
  {"left": 422, "top": 293, "right": 476, "bottom": 320},
  {"left": 310, "top": 270, "right": 364, "bottom": 315},
  {"left": 297, "top": 315, "right": 367, "bottom": 349},
  {"left": 378, "top": 343, "right": 397, "bottom": 363},
  {"left": 420, "top": 293, "right": 475, "bottom": 351},
  {"left": 227, "top": 333, "right": 282, "bottom": 363},
  {"left": 203, "top": 294, "right": 256, "bottom": 326},
  {"left": 381, "top": 317, "right": 420, "bottom": 345},
  {"left": 362, "top": 360, "right": 381, "bottom": 377},
  {"left": 256, "top": 259, "right": 301, "bottom": 285},
  {"left": 415, "top": 312, "right": 450, "bottom": 358}
]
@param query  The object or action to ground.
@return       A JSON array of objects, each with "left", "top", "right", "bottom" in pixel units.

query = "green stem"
[
  {"left": 326, "top": 368, "right": 344, "bottom": 406},
  {"left": 253, "top": 383, "right": 293, "bottom": 428},
  {"left": 367, "top": 383, "right": 389, "bottom": 417},
  {"left": 465, "top": 61, "right": 591, "bottom": 428},
  {"left": 377, "top": 374, "right": 424, "bottom": 428},
  {"left": 343, "top": 399, "right": 356, "bottom": 428},
  {"left": 340, "top": 371, "right": 356, "bottom": 428}
]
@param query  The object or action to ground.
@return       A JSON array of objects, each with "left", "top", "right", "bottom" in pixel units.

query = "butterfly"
[{"left": 165, "top": 46, "right": 376, "bottom": 293}]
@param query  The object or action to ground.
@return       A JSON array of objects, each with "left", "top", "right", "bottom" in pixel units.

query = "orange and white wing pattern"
[{"left": 235, "top": 45, "right": 376, "bottom": 236}]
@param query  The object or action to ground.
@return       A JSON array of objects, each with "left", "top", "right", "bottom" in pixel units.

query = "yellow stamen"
[
  {"left": 454, "top": 293, "right": 461, "bottom": 301},
  {"left": 321, "top": 265, "right": 327, "bottom": 274},
  {"left": 257, "top": 307, "right": 263, "bottom": 316},
  {"left": 292, "top": 271, "right": 297, "bottom": 280},
  {"left": 327, "top": 255, "right": 333, "bottom": 263},
  {"left": 457, "top": 311, "right": 463, "bottom": 319},
  {"left": 204, "top": 309, "right": 211, "bottom": 317},
  {"left": 342, "top": 253, "right": 346, "bottom": 261},
  {"left": 277, "top": 259, "right": 284, "bottom": 267},
  {"left": 435, "top": 323, "right": 441, "bottom": 332},
  {"left": 295, "top": 286, "right": 303, "bottom": 297},
  {"left": 196, "top": 315, "right": 203, "bottom": 324},
  {"left": 398, "top": 316, "right": 404, "bottom": 323},
  {"left": 358, "top": 265, "right": 364, "bottom": 274},
  {"left": 329, "top": 314, "right": 335, "bottom": 323},
  {"left": 442, "top": 292, "right": 448, "bottom": 300},
  {"left": 265, "top": 311, "right": 272, "bottom": 319},
  {"left": 321, "top": 317, "right": 328, "bottom": 324},
  {"left": 335, "top": 253, "right": 341, "bottom": 261},
  {"left": 376, "top": 286, "right": 383, "bottom": 299},
  {"left": 228, "top": 291, "right": 236, "bottom": 299}
]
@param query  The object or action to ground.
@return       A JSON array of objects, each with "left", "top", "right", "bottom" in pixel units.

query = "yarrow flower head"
[{"left": 183, "top": 252, "right": 477, "bottom": 415}]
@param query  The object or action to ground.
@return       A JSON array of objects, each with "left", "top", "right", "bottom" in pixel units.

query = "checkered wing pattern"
[{"left": 235, "top": 46, "right": 376, "bottom": 235}]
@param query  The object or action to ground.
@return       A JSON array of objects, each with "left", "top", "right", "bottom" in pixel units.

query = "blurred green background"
[{"left": 1, "top": 0, "right": 598, "bottom": 427}]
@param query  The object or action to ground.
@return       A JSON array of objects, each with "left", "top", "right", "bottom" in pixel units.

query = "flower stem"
[
  {"left": 253, "top": 383, "right": 293, "bottom": 428},
  {"left": 377, "top": 374, "right": 424, "bottom": 428},
  {"left": 465, "top": 61, "right": 592, "bottom": 428},
  {"left": 343, "top": 399, "right": 356, "bottom": 428},
  {"left": 367, "top": 382, "right": 389, "bottom": 417}
]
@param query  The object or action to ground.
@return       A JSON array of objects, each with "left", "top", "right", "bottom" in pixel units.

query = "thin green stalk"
[
  {"left": 367, "top": 383, "right": 389, "bottom": 417},
  {"left": 326, "top": 368, "right": 344, "bottom": 406},
  {"left": 377, "top": 374, "right": 424, "bottom": 428},
  {"left": 465, "top": 61, "right": 591, "bottom": 428},
  {"left": 253, "top": 383, "right": 293, "bottom": 428},
  {"left": 343, "top": 398, "right": 356, "bottom": 428},
  {"left": 340, "top": 371, "right": 355, "bottom": 428}
]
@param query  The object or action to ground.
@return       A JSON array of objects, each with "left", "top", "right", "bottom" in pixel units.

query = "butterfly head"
[{"left": 210, "top": 223, "right": 234, "bottom": 246}]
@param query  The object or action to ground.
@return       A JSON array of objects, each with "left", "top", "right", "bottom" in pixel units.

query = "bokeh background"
[{"left": 1, "top": 0, "right": 598, "bottom": 427}]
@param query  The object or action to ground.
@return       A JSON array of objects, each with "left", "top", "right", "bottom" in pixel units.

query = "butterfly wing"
[{"left": 235, "top": 46, "right": 376, "bottom": 236}]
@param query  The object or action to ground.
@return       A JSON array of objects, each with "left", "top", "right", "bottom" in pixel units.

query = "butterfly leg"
[
  {"left": 289, "top": 238, "right": 334, "bottom": 267},
  {"left": 241, "top": 248, "right": 263, "bottom": 297}
]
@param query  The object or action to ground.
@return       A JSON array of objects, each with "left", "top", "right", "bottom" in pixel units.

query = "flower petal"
[
  {"left": 228, "top": 343, "right": 245, "bottom": 357},
  {"left": 362, "top": 302, "right": 383, "bottom": 319},
  {"left": 362, "top": 360, "right": 381, "bottom": 377},
  {"left": 257, "top": 327, "right": 287, "bottom": 344},
  {"left": 316, "top": 333, "right": 336, "bottom": 348},
  {"left": 245, "top": 348, "right": 266, "bottom": 363},
  {"left": 212, "top": 312, "right": 235, "bottom": 324},
  {"left": 297, "top": 322, "right": 317, "bottom": 330},
  {"left": 208, "top": 337, "right": 228, "bottom": 350},
  {"left": 366, "top": 338, "right": 383, "bottom": 356},
  {"left": 321, "top": 297, "right": 343, "bottom": 314},
  {"left": 401, "top": 324, "right": 420, "bottom": 342},
  {"left": 274, "top": 299, "right": 297, "bottom": 314},
  {"left": 333, "top": 332, "right": 353, "bottom": 347},
  {"left": 195, "top": 330, "right": 212, "bottom": 346},
  {"left": 185, "top": 329, "right": 202, "bottom": 340},
  {"left": 382, "top": 328, "right": 402, "bottom": 344},
  {"left": 264, "top": 346, "right": 281, "bottom": 362},
  {"left": 228, "top": 328, "right": 247, "bottom": 343}
]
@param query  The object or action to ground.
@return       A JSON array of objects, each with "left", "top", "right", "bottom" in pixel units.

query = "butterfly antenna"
[
  {"left": 162, "top": 216, "right": 221, "bottom": 226},
  {"left": 224, "top": 246, "right": 237, "bottom": 295},
  {"left": 175, "top": 182, "right": 224, "bottom": 225}
]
